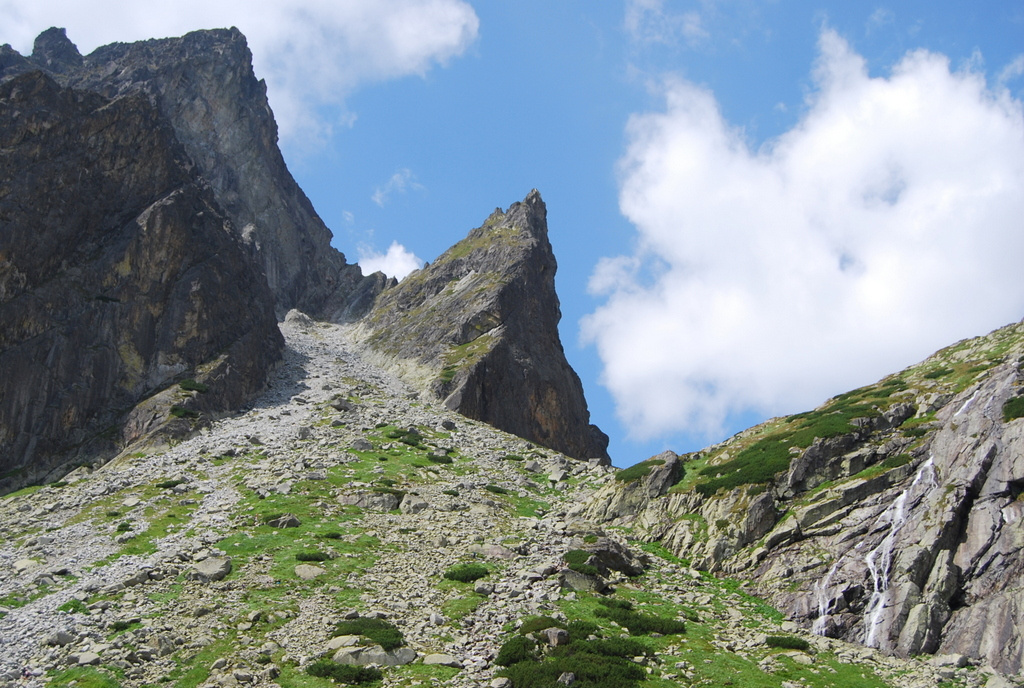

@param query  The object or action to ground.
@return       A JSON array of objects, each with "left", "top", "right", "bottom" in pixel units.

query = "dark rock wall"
[
  {"left": 361, "top": 190, "right": 609, "bottom": 462},
  {"left": 4, "top": 27, "right": 383, "bottom": 320},
  {"left": 0, "top": 71, "right": 281, "bottom": 489}
]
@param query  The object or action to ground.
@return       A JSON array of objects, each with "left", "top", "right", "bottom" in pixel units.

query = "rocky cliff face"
[
  {"left": 2, "top": 27, "right": 385, "bottom": 320},
  {"left": 578, "top": 321, "right": 1024, "bottom": 674},
  {"left": 354, "top": 190, "right": 610, "bottom": 462},
  {"left": 0, "top": 69, "right": 282, "bottom": 491}
]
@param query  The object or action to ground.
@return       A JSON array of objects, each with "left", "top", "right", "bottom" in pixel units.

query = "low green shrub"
[
  {"left": 427, "top": 454, "right": 453, "bottom": 464},
  {"left": 305, "top": 659, "right": 382, "bottom": 684},
  {"left": 484, "top": 484, "right": 509, "bottom": 495},
  {"left": 442, "top": 489, "right": 459, "bottom": 496},
  {"left": 155, "top": 479, "right": 185, "bottom": 489},
  {"left": 495, "top": 635, "right": 537, "bottom": 667},
  {"left": 332, "top": 618, "right": 404, "bottom": 651},
  {"left": 116, "top": 522, "right": 132, "bottom": 533},
  {"left": 322, "top": 531, "right": 343, "bottom": 539},
  {"left": 765, "top": 635, "right": 811, "bottom": 651},
  {"left": 923, "top": 367, "right": 954, "bottom": 379},
  {"left": 443, "top": 563, "right": 489, "bottom": 583},
  {"left": 110, "top": 619, "right": 138, "bottom": 632},
  {"left": 502, "top": 454, "right": 525, "bottom": 462},
  {"left": 296, "top": 551, "right": 329, "bottom": 562}
]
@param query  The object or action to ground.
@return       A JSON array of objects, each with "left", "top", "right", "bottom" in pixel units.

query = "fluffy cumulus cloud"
[
  {"left": 582, "top": 30, "right": 1024, "bottom": 441},
  {"left": 357, "top": 241, "right": 423, "bottom": 281},
  {"left": 0, "top": 0, "right": 479, "bottom": 144}
]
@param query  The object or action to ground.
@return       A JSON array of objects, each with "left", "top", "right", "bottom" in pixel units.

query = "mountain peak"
[{"left": 30, "top": 27, "right": 82, "bottom": 73}]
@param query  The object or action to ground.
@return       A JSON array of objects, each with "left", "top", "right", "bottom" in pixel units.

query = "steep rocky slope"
[
  {"left": 0, "top": 69, "right": 281, "bottom": 492},
  {"left": 1, "top": 27, "right": 385, "bottom": 320},
  {"left": 353, "top": 190, "right": 610, "bottom": 463},
  {"left": 0, "top": 317, "right": 980, "bottom": 688},
  {"left": 580, "top": 320, "right": 1024, "bottom": 678}
]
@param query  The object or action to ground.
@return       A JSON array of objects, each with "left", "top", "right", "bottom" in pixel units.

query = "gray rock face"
[
  {"left": 578, "top": 321, "right": 1024, "bottom": 674},
  {"left": 1, "top": 27, "right": 386, "bottom": 320},
  {"left": 357, "top": 190, "right": 609, "bottom": 462},
  {"left": 0, "top": 70, "right": 282, "bottom": 491}
]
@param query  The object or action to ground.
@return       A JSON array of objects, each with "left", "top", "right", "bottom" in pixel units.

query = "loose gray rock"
[{"left": 190, "top": 557, "right": 232, "bottom": 583}]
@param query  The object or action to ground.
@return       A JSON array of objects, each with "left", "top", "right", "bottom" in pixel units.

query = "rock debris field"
[{"left": 0, "top": 314, "right": 999, "bottom": 688}]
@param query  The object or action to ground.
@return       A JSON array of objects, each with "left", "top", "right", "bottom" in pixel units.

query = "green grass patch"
[
  {"left": 48, "top": 667, "right": 120, "bottom": 688},
  {"left": 564, "top": 550, "right": 599, "bottom": 576},
  {"left": 615, "top": 457, "right": 667, "bottom": 483},
  {"left": 169, "top": 405, "right": 199, "bottom": 419},
  {"left": 484, "top": 484, "right": 509, "bottom": 495},
  {"left": 58, "top": 598, "right": 90, "bottom": 614},
  {"left": 593, "top": 597, "right": 686, "bottom": 636}
]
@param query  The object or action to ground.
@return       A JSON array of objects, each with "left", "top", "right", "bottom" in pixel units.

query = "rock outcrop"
[
  {"left": 2, "top": 27, "right": 385, "bottom": 320},
  {"left": 354, "top": 190, "right": 610, "bottom": 462},
  {"left": 579, "top": 320, "right": 1024, "bottom": 674},
  {"left": 0, "top": 69, "right": 282, "bottom": 491}
]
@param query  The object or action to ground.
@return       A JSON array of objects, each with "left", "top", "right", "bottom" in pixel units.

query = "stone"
[
  {"left": 294, "top": 564, "right": 326, "bottom": 580},
  {"left": 45, "top": 631, "right": 75, "bottom": 646},
  {"left": 542, "top": 627, "right": 570, "bottom": 646},
  {"left": 13, "top": 558, "right": 40, "bottom": 573},
  {"left": 76, "top": 652, "right": 101, "bottom": 666},
  {"left": 266, "top": 514, "right": 301, "bottom": 528},
  {"left": 491, "top": 679, "right": 512, "bottom": 688},
  {"left": 399, "top": 495, "right": 429, "bottom": 514},
  {"left": 326, "top": 636, "right": 362, "bottom": 651},
  {"left": 557, "top": 672, "right": 576, "bottom": 685},
  {"left": 422, "top": 653, "right": 461, "bottom": 668},
  {"left": 191, "top": 557, "right": 232, "bottom": 583},
  {"left": 332, "top": 645, "right": 417, "bottom": 666}
]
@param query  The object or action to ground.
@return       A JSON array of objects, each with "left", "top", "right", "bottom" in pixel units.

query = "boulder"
[{"left": 190, "top": 557, "right": 232, "bottom": 583}]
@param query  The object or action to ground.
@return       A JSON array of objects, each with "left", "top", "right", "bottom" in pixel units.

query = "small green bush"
[
  {"left": 1003, "top": 396, "right": 1024, "bottom": 423},
  {"left": 443, "top": 563, "right": 489, "bottom": 583},
  {"left": 305, "top": 659, "right": 382, "bottom": 684},
  {"left": 563, "top": 550, "right": 599, "bottom": 576},
  {"left": 116, "top": 522, "right": 132, "bottom": 533},
  {"left": 502, "top": 454, "right": 525, "bottom": 462},
  {"left": 179, "top": 379, "right": 209, "bottom": 393},
  {"left": 442, "top": 489, "right": 459, "bottom": 496},
  {"left": 58, "top": 599, "right": 89, "bottom": 614},
  {"left": 296, "top": 551, "right": 329, "bottom": 562},
  {"left": 427, "top": 454, "right": 453, "bottom": 464},
  {"left": 923, "top": 367, "right": 954, "bottom": 379},
  {"left": 766, "top": 635, "right": 811, "bottom": 651},
  {"left": 155, "top": 479, "right": 185, "bottom": 489},
  {"left": 495, "top": 635, "right": 537, "bottom": 666},
  {"left": 332, "top": 618, "right": 404, "bottom": 651},
  {"left": 484, "top": 484, "right": 509, "bottom": 495},
  {"left": 105, "top": 510, "right": 121, "bottom": 518},
  {"left": 110, "top": 619, "right": 138, "bottom": 632},
  {"left": 322, "top": 531, "right": 343, "bottom": 539}
]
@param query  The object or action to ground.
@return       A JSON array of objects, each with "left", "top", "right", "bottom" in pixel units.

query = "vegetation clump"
[
  {"left": 1003, "top": 395, "right": 1024, "bottom": 423},
  {"left": 518, "top": 615, "right": 564, "bottom": 636},
  {"left": 57, "top": 599, "right": 89, "bottom": 614},
  {"left": 443, "top": 563, "right": 489, "bottom": 583},
  {"left": 296, "top": 551, "right": 329, "bottom": 562},
  {"left": 169, "top": 405, "right": 199, "bottom": 419},
  {"left": 305, "top": 659, "right": 383, "bottom": 684},
  {"left": 484, "top": 484, "right": 509, "bottom": 495},
  {"left": 427, "top": 453, "right": 453, "bottom": 464},
  {"left": 178, "top": 378, "right": 209, "bottom": 393},
  {"left": 155, "top": 479, "right": 185, "bottom": 489},
  {"left": 765, "top": 635, "right": 811, "bottom": 652},
  {"left": 332, "top": 617, "right": 404, "bottom": 651}
]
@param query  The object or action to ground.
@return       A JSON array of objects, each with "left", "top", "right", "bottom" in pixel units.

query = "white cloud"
[
  {"left": 357, "top": 241, "right": 423, "bottom": 281},
  {"left": 582, "top": 29, "right": 1024, "bottom": 441},
  {"left": 0, "top": 0, "right": 479, "bottom": 146},
  {"left": 625, "top": 0, "right": 708, "bottom": 47},
  {"left": 372, "top": 168, "right": 424, "bottom": 207},
  {"left": 1000, "top": 55, "right": 1024, "bottom": 88}
]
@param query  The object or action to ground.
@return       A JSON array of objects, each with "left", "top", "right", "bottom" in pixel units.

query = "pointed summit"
[{"left": 356, "top": 190, "right": 610, "bottom": 462}]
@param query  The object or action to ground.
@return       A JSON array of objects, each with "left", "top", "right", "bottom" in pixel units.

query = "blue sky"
[{"left": 4, "top": 1, "right": 1024, "bottom": 466}]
